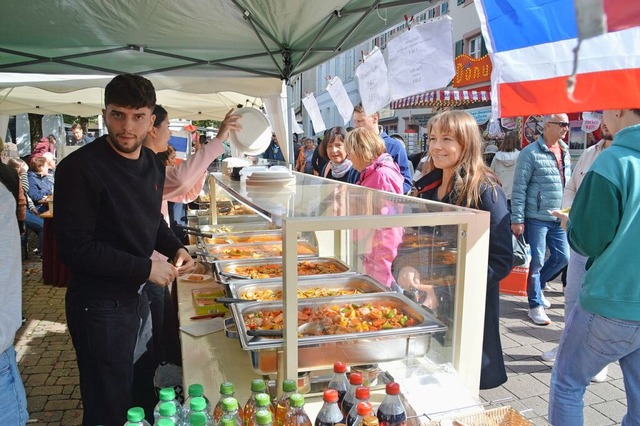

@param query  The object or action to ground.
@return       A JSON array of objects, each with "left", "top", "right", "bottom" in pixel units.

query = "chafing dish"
[
  {"left": 214, "top": 256, "right": 351, "bottom": 284},
  {"left": 204, "top": 241, "right": 317, "bottom": 261},
  {"left": 225, "top": 292, "right": 447, "bottom": 374},
  {"left": 204, "top": 230, "right": 283, "bottom": 245},
  {"left": 226, "top": 274, "right": 386, "bottom": 301}
]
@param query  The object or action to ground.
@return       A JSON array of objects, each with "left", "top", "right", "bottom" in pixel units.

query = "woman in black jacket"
[{"left": 412, "top": 110, "right": 513, "bottom": 389}]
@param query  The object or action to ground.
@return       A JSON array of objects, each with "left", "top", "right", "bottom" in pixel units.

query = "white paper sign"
[
  {"left": 290, "top": 108, "right": 304, "bottom": 134},
  {"left": 387, "top": 16, "right": 456, "bottom": 100},
  {"left": 301, "top": 93, "right": 326, "bottom": 134},
  {"left": 326, "top": 77, "right": 354, "bottom": 125},
  {"left": 355, "top": 48, "right": 391, "bottom": 115},
  {"left": 581, "top": 111, "right": 602, "bottom": 133}
]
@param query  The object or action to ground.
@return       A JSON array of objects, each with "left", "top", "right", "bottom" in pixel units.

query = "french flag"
[{"left": 475, "top": 0, "right": 640, "bottom": 118}]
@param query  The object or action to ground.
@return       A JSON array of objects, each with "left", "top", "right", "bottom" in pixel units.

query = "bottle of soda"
[
  {"left": 283, "top": 394, "right": 312, "bottom": 426},
  {"left": 154, "top": 387, "right": 183, "bottom": 425},
  {"left": 156, "top": 401, "right": 182, "bottom": 426},
  {"left": 184, "top": 396, "right": 214, "bottom": 426},
  {"left": 350, "top": 402, "right": 374, "bottom": 426},
  {"left": 327, "top": 362, "right": 349, "bottom": 409},
  {"left": 340, "top": 372, "right": 363, "bottom": 419},
  {"left": 346, "top": 387, "right": 372, "bottom": 426},
  {"left": 275, "top": 379, "right": 297, "bottom": 426},
  {"left": 314, "top": 389, "right": 344, "bottom": 426},
  {"left": 214, "top": 382, "right": 242, "bottom": 424},
  {"left": 219, "top": 397, "right": 243, "bottom": 426},
  {"left": 124, "top": 407, "right": 151, "bottom": 426},
  {"left": 244, "top": 379, "right": 267, "bottom": 426},
  {"left": 375, "top": 383, "right": 406, "bottom": 426},
  {"left": 184, "top": 384, "right": 212, "bottom": 420},
  {"left": 255, "top": 410, "right": 274, "bottom": 426},
  {"left": 248, "top": 393, "right": 274, "bottom": 426}
]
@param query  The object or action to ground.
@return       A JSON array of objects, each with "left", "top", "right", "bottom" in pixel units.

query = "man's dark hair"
[
  {"left": 153, "top": 105, "right": 168, "bottom": 127},
  {"left": 104, "top": 74, "right": 156, "bottom": 109}
]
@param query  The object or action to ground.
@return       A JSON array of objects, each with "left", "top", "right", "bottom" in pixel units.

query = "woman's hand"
[
  {"left": 216, "top": 109, "right": 243, "bottom": 142},
  {"left": 551, "top": 210, "right": 570, "bottom": 231}
]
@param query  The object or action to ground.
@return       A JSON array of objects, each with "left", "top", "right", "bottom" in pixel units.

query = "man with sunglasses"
[{"left": 511, "top": 113, "right": 572, "bottom": 325}]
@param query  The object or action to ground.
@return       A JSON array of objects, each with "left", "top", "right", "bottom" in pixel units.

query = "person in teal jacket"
[
  {"left": 549, "top": 108, "right": 640, "bottom": 425},
  {"left": 511, "top": 114, "right": 571, "bottom": 326}
]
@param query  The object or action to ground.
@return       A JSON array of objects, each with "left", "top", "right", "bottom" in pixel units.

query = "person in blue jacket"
[
  {"left": 261, "top": 133, "right": 285, "bottom": 162},
  {"left": 548, "top": 107, "right": 640, "bottom": 425},
  {"left": 353, "top": 104, "right": 412, "bottom": 194}
]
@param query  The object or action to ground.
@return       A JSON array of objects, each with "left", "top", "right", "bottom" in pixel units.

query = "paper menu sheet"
[{"left": 180, "top": 317, "right": 225, "bottom": 337}]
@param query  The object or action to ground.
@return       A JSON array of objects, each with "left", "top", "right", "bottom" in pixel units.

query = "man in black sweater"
[{"left": 54, "top": 74, "right": 193, "bottom": 426}]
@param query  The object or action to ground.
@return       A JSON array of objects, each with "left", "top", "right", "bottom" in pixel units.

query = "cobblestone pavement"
[{"left": 17, "top": 253, "right": 626, "bottom": 425}]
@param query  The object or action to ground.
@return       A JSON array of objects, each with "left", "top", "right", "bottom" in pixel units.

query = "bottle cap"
[
  {"left": 282, "top": 379, "right": 297, "bottom": 393},
  {"left": 333, "top": 361, "right": 348, "bottom": 373},
  {"left": 222, "top": 397, "right": 239, "bottom": 411},
  {"left": 220, "top": 381, "right": 235, "bottom": 395},
  {"left": 323, "top": 389, "right": 339, "bottom": 403},
  {"left": 159, "top": 387, "right": 176, "bottom": 402},
  {"left": 356, "top": 401, "right": 373, "bottom": 416},
  {"left": 349, "top": 372, "right": 363, "bottom": 385},
  {"left": 363, "top": 415, "right": 379, "bottom": 426},
  {"left": 159, "top": 401, "right": 177, "bottom": 417},
  {"left": 256, "top": 410, "right": 274, "bottom": 425},
  {"left": 385, "top": 382, "right": 400, "bottom": 395},
  {"left": 126, "top": 407, "right": 145, "bottom": 422},
  {"left": 189, "top": 412, "right": 208, "bottom": 426},
  {"left": 251, "top": 379, "right": 266, "bottom": 392},
  {"left": 355, "top": 387, "right": 369, "bottom": 400},
  {"left": 221, "top": 416, "right": 237, "bottom": 426},
  {"left": 190, "top": 396, "right": 207, "bottom": 412},
  {"left": 156, "top": 419, "right": 175, "bottom": 426},
  {"left": 256, "top": 393, "right": 271, "bottom": 407},
  {"left": 289, "top": 393, "right": 305, "bottom": 408},
  {"left": 189, "top": 383, "right": 205, "bottom": 397}
]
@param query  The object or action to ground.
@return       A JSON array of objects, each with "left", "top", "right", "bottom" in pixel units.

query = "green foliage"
[{"left": 192, "top": 120, "right": 221, "bottom": 129}]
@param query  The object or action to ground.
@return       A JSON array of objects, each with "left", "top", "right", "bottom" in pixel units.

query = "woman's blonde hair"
[
  {"left": 344, "top": 128, "right": 386, "bottom": 166},
  {"left": 425, "top": 110, "right": 499, "bottom": 208}
]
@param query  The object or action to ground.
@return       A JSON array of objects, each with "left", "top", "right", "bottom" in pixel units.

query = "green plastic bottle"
[
  {"left": 244, "top": 379, "right": 267, "bottom": 426},
  {"left": 124, "top": 407, "right": 151, "bottom": 426}
]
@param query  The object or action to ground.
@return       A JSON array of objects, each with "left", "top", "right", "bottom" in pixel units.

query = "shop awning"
[{"left": 390, "top": 90, "right": 491, "bottom": 109}]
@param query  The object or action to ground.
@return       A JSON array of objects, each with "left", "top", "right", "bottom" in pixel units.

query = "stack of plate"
[{"left": 244, "top": 168, "right": 295, "bottom": 186}]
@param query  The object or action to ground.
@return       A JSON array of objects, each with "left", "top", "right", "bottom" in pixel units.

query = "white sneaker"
[
  {"left": 541, "top": 345, "right": 558, "bottom": 362},
  {"left": 591, "top": 366, "right": 608, "bottom": 383},
  {"left": 541, "top": 293, "right": 551, "bottom": 309},
  {"left": 528, "top": 307, "right": 551, "bottom": 325}
]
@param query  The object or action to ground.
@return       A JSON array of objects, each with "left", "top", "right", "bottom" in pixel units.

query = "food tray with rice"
[
  {"left": 204, "top": 241, "right": 317, "bottom": 261},
  {"left": 226, "top": 274, "right": 386, "bottom": 301},
  {"left": 225, "top": 292, "right": 446, "bottom": 374},
  {"left": 214, "top": 256, "right": 351, "bottom": 284}
]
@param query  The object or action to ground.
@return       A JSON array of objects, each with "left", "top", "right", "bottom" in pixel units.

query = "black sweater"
[{"left": 54, "top": 136, "right": 184, "bottom": 298}]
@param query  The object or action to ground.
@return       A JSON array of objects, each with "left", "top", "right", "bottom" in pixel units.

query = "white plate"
[
  {"left": 245, "top": 176, "right": 296, "bottom": 186},
  {"left": 180, "top": 273, "right": 213, "bottom": 282},
  {"left": 247, "top": 170, "right": 293, "bottom": 180},
  {"left": 229, "top": 107, "right": 272, "bottom": 155}
]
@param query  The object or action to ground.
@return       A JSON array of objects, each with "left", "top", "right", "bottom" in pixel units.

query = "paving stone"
[
  {"left": 45, "top": 399, "right": 79, "bottom": 411},
  {"left": 56, "top": 376, "right": 79, "bottom": 386},
  {"left": 518, "top": 395, "right": 549, "bottom": 418},
  {"left": 502, "top": 374, "right": 549, "bottom": 400},
  {"left": 30, "top": 385, "right": 63, "bottom": 396},
  {"left": 25, "top": 373, "right": 49, "bottom": 386},
  {"left": 592, "top": 400, "right": 627, "bottom": 422},
  {"left": 583, "top": 406, "right": 617, "bottom": 425},
  {"left": 26, "top": 395, "right": 48, "bottom": 412},
  {"left": 589, "top": 382, "right": 627, "bottom": 402},
  {"left": 61, "top": 409, "right": 84, "bottom": 425}
]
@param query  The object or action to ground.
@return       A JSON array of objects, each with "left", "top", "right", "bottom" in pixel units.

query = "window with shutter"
[{"left": 454, "top": 40, "right": 464, "bottom": 57}]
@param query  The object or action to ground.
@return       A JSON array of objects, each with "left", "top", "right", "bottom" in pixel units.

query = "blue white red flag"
[{"left": 475, "top": 0, "right": 640, "bottom": 117}]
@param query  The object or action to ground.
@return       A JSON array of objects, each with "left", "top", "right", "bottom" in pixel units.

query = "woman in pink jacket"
[
  {"left": 143, "top": 105, "right": 241, "bottom": 365},
  {"left": 344, "top": 128, "right": 404, "bottom": 288}
]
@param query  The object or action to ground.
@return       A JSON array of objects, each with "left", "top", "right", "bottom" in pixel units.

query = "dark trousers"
[
  {"left": 144, "top": 281, "right": 182, "bottom": 367},
  {"left": 66, "top": 288, "right": 156, "bottom": 426}
]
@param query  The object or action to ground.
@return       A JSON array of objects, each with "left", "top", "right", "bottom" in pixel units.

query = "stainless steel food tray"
[
  {"left": 204, "top": 230, "right": 283, "bottom": 245},
  {"left": 204, "top": 240, "right": 318, "bottom": 261},
  {"left": 214, "top": 256, "right": 351, "bottom": 285},
  {"left": 226, "top": 274, "right": 385, "bottom": 300},
  {"left": 226, "top": 292, "right": 447, "bottom": 374}
]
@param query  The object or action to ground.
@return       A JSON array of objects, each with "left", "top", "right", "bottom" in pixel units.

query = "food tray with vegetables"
[{"left": 226, "top": 292, "right": 446, "bottom": 374}]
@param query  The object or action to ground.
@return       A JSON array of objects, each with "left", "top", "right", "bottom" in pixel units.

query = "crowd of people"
[{"left": 1, "top": 71, "right": 639, "bottom": 425}]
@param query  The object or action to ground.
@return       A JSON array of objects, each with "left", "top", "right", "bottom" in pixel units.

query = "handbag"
[{"left": 512, "top": 233, "right": 531, "bottom": 268}]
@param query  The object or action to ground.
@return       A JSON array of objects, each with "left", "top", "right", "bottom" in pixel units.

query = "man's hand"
[
  {"left": 149, "top": 260, "right": 179, "bottom": 287},
  {"left": 511, "top": 223, "right": 525, "bottom": 236},
  {"left": 173, "top": 248, "right": 195, "bottom": 274},
  {"left": 216, "top": 109, "right": 243, "bottom": 142}
]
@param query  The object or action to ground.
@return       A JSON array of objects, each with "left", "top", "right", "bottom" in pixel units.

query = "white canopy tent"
[{"left": 0, "top": 0, "right": 433, "bottom": 161}]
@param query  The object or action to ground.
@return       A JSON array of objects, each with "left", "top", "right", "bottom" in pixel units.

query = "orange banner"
[{"left": 452, "top": 54, "right": 492, "bottom": 87}]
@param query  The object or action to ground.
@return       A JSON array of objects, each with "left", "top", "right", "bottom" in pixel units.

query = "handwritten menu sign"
[
  {"left": 355, "top": 48, "right": 391, "bottom": 115},
  {"left": 302, "top": 93, "right": 326, "bottom": 134},
  {"left": 387, "top": 17, "right": 455, "bottom": 100},
  {"left": 326, "top": 77, "right": 354, "bottom": 125}
]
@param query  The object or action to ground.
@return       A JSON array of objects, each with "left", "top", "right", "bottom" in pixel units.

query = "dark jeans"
[
  {"left": 66, "top": 288, "right": 156, "bottom": 426},
  {"left": 144, "top": 281, "right": 182, "bottom": 367},
  {"left": 25, "top": 211, "right": 43, "bottom": 252}
]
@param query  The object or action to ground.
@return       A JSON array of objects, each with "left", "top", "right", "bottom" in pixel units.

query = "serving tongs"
[
  {"left": 218, "top": 271, "right": 251, "bottom": 280},
  {"left": 247, "top": 321, "right": 326, "bottom": 338},
  {"left": 215, "top": 297, "right": 256, "bottom": 304}
]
